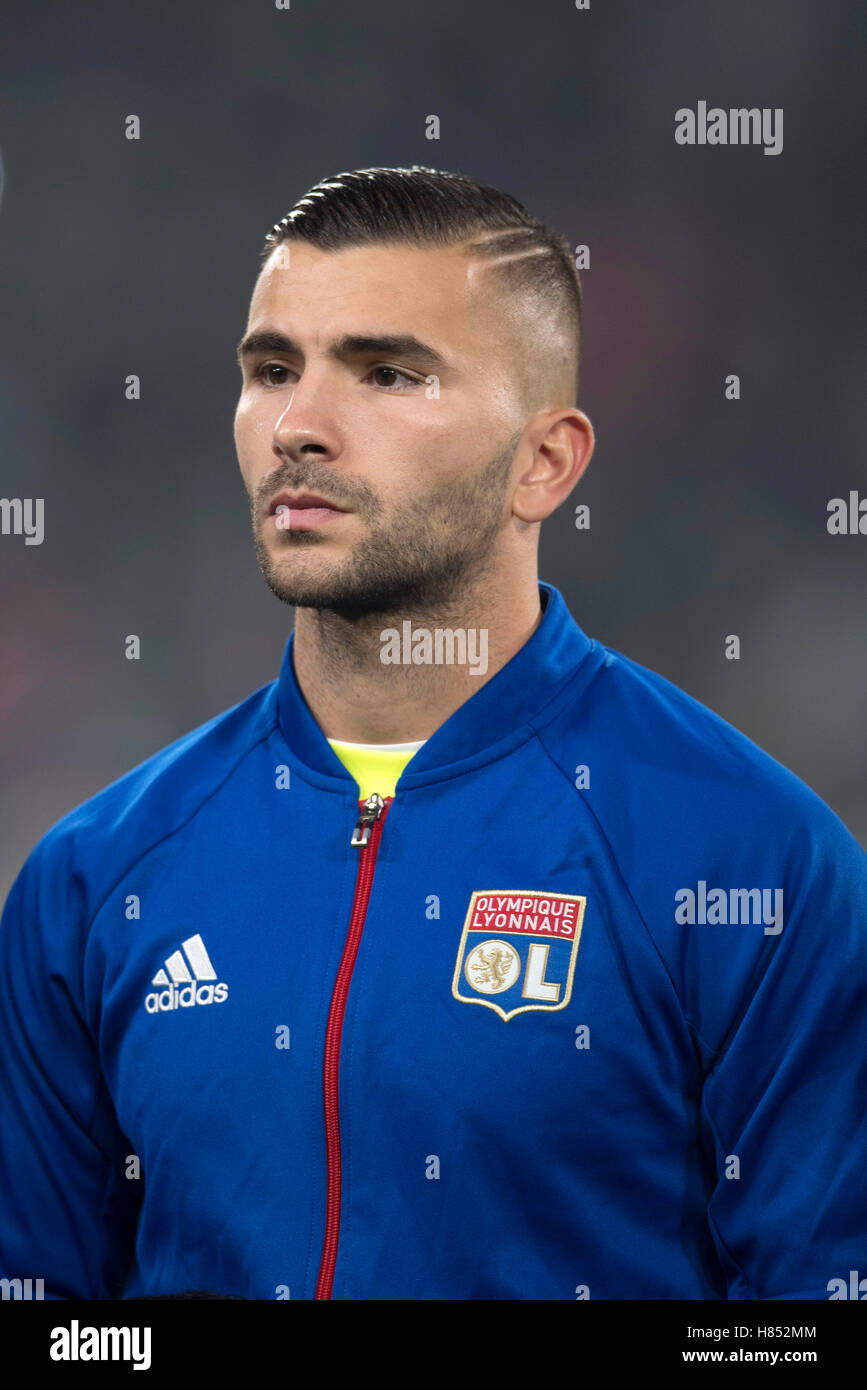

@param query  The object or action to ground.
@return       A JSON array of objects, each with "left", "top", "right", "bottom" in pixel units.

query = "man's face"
[{"left": 234, "top": 238, "right": 528, "bottom": 618}]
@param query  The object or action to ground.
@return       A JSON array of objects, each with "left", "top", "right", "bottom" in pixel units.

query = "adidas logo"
[{"left": 144, "top": 934, "right": 229, "bottom": 1013}]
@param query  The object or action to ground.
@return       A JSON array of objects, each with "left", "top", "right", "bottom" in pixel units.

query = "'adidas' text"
[
  {"left": 144, "top": 933, "right": 228, "bottom": 1013},
  {"left": 145, "top": 981, "right": 229, "bottom": 1013}
]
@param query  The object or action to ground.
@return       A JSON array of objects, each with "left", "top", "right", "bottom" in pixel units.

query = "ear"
[{"left": 512, "top": 409, "right": 594, "bottom": 524}]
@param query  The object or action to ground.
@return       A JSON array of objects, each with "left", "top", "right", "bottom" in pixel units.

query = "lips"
[{"left": 268, "top": 491, "right": 348, "bottom": 515}]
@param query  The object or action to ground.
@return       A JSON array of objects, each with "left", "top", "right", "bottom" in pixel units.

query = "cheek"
[
  {"left": 233, "top": 402, "right": 270, "bottom": 500},
  {"left": 234, "top": 396, "right": 267, "bottom": 453},
  {"left": 233, "top": 397, "right": 248, "bottom": 446}
]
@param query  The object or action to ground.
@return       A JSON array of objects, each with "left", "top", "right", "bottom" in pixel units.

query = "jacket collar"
[{"left": 275, "top": 581, "right": 598, "bottom": 790}]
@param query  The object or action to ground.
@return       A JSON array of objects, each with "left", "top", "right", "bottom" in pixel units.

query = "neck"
[{"left": 291, "top": 570, "right": 543, "bottom": 743}]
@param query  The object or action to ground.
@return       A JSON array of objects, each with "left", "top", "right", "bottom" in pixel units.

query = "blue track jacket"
[{"left": 1, "top": 581, "right": 865, "bottom": 1300}]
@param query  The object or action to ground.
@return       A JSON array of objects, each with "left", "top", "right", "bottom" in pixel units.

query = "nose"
[{"left": 271, "top": 370, "right": 343, "bottom": 465}]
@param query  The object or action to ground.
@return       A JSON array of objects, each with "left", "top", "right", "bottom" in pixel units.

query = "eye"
[
  {"left": 367, "top": 365, "right": 422, "bottom": 391},
  {"left": 255, "top": 362, "right": 294, "bottom": 387}
]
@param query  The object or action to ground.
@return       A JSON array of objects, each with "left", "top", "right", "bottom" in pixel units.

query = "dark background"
[{"left": 1, "top": 0, "right": 865, "bottom": 901}]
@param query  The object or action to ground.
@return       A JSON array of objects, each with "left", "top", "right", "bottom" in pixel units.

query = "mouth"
[{"left": 267, "top": 491, "right": 351, "bottom": 532}]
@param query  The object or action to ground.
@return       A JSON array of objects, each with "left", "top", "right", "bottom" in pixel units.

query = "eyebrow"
[{"left": 235, "top": 329, "right": 449, "bottom": 376}]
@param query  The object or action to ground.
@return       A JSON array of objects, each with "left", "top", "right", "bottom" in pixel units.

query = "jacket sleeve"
[
  {"left": 0, "top": 837, "right": 140, "bottom": 1299},
  {"left": 700, "top": 804, "right": 867, "bottom": 1300}
]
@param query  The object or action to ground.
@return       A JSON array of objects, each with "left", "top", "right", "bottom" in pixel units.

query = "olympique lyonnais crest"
[{"left": 452, "top": 890, "right": 587, "bottom": 1021}]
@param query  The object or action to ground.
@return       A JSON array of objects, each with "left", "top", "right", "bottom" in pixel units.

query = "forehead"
[{"left": 246, "top": 239, "right": 515, "bottom": 353}]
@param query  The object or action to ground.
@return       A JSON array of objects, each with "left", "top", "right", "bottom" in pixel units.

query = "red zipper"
[{"left": 314, "top": 792, "right": 391, "bottom": 1300}]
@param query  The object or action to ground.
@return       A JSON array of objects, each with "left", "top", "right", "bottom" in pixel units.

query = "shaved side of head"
[{"left": 460, "top": 231, "right": 580, "bottom": 414}]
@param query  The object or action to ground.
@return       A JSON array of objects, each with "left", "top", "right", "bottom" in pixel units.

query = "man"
[{"left": 1, "top": 166, "right": 865, "bottom": 1301}]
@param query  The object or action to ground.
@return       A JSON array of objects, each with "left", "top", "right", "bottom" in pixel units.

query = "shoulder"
[
  {"left": 539, "top": 640, "right": 851, "bottom": 842},
  {"left": 536, "top": 640, "right": 867, "bottom": 1050}
]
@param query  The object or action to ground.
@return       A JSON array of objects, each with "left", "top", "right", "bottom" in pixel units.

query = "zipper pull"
[{"left": 350, "top": 792, "right": 386, "bottom": 848}]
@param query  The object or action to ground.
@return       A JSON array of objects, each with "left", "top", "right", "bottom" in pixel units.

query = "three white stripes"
[{"left": 151, "top": 933, "right": 217, "bottom": 987}]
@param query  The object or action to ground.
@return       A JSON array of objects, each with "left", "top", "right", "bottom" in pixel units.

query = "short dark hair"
[{"left": 261, "top": 166, "right": 583, "bottom": 407}]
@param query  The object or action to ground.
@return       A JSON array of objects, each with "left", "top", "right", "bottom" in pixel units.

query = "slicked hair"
[{"left": 261, "top": 166, "right": 583, "bottom": 407}]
